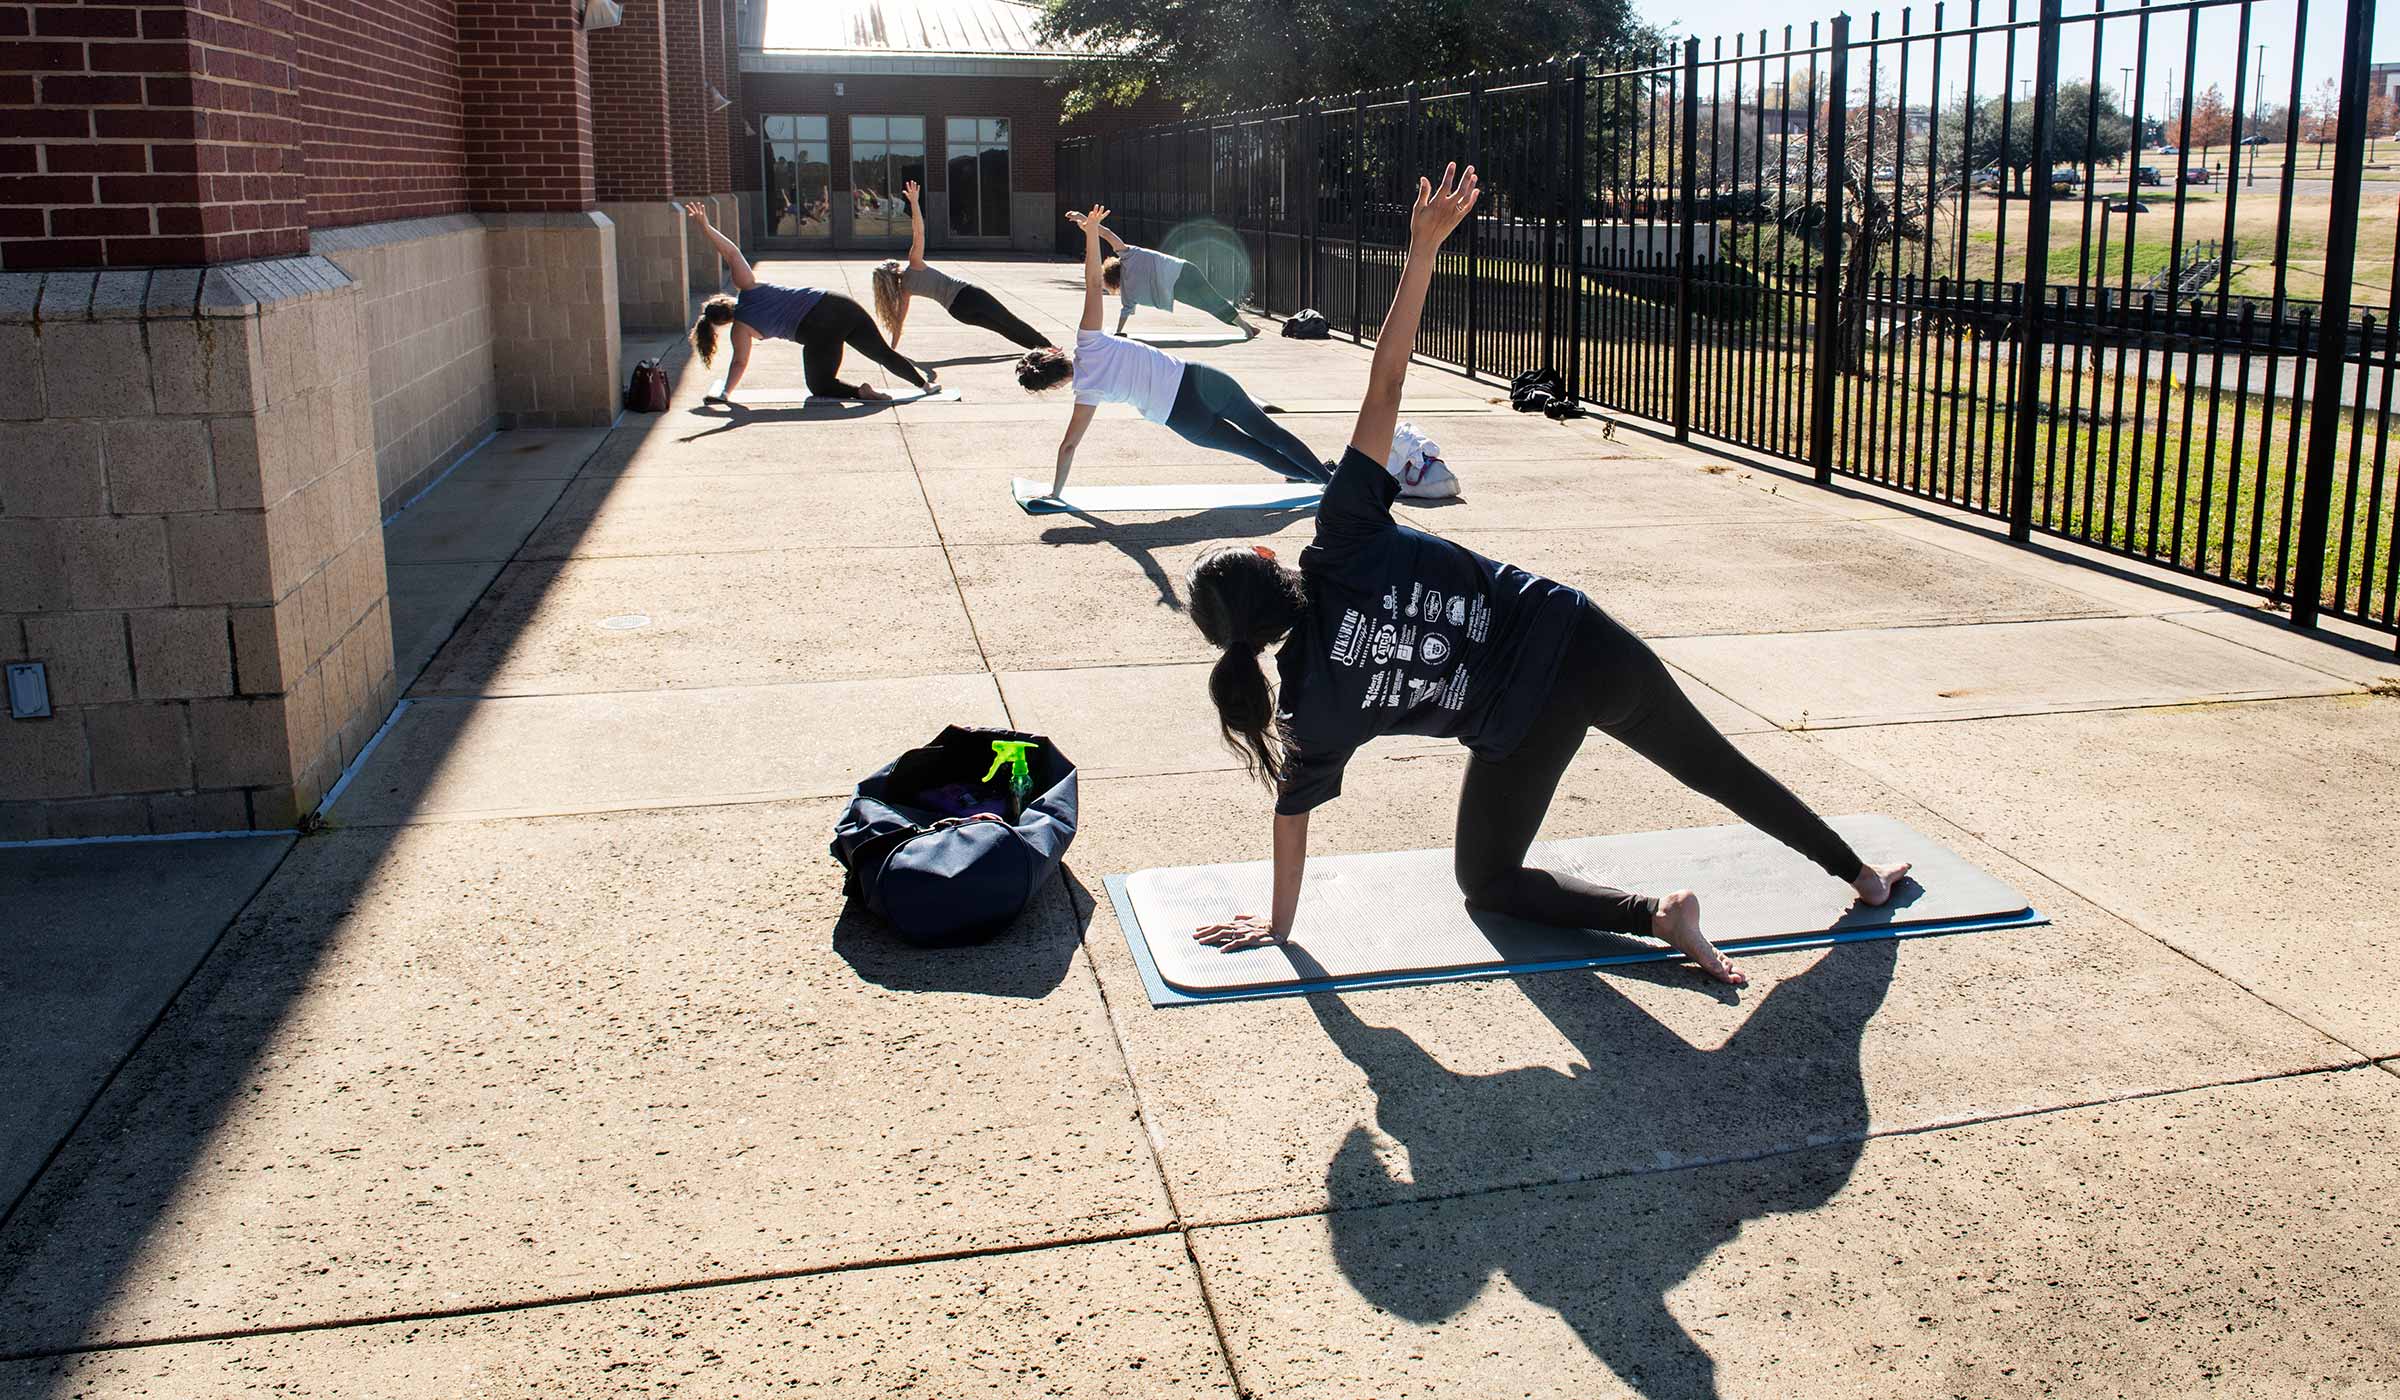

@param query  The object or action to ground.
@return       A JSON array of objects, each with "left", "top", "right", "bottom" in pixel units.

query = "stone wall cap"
[
  {"left": 91, "top": 269, "right": 152, "bottom": 320},
  {"left": 37, "top": 272, "right": 95, "bottom": 321},
  {"left": 197, "top": 256, "right": 359, "bottom": 318},
  {"left": 0, "top": 273, "right": 42, "bottom": 323},
  {"left": 478, "top": 211, "right": 614, "bottom": 233},
  {"left": 145, "top": 268, "right": 204, "bottom": 317},
  {"left": 310, "top": 213, "right": 485, "bottom": 254}
]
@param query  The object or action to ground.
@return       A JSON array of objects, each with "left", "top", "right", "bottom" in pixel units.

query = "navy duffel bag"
[{"left": 829, "top": 725, "right": 1078, "bottom": 946}]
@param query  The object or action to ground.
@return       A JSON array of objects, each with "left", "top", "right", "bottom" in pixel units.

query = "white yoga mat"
[
  {"left": 1107, "top": 814, "right": 2042, "bottom": 1006},
  {"left": 1012, "top": 478, "right": 1326, "bottom": 513}
]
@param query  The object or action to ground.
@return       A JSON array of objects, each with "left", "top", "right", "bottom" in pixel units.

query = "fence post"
[
  {"left": 1807, "top": 17, "right": 1851, "bottom": 483},
  {"left": 2007, "top": 0, "right": 2064, "bottom": 543},
  {"left": 1301, "top": 102, "right": 1320, "bottom": 314},
  {"left": 1541, "top": 62, "right": 1559, "bottom": 378},
  {"left": 2291, "top": 0, "right": 2378, "bottom": 630},
  {"left": 1568, "top": 57, "right": 1588, "bottom": 404},
  {"left": 1352, "top": 98, "right": 1366, "bottom": 340},
  {"left": 1468, "top": 73, "right": 1484, "bottom": 378},
  {"left": 1674, "top": 38, "right": 1701, "bottom": 441}
]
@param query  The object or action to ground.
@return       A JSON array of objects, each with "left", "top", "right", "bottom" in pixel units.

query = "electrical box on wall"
[{"left": 6, "top": 661, "right": 50, "bottom": 719}]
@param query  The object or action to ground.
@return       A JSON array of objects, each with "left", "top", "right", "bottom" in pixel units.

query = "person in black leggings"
[
  {"left": 683, "top": 202, "right": 937, "bottom": 404},
  {"left": 1180, "top": 164, "right": 1912, "bottom": 986},
  {"left": 870, "top": 181, "right": 1053, "bottom": 353},
  {"left": 1016, "top": 202, "right": 1326, "bottom": 497}
]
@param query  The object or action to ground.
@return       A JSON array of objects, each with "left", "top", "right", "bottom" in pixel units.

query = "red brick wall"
[
  {"left": 458, "top": 0, "right": 594, "bottom": 212},
  {"left": 663, "top": 0, "right": 707, "bottom": 196},
  {"left": 722, "top": 0, "right": 749, "bottom": 191},
  {"left": 699, "top": 0, "right": 728, "bottom": 191},
  {"left": 590, "top": 0, "right": 671, "bottom": 201},
  {"left": 737, "top": 69, "right": 1177, "bottom": 198},
  {"left": 297, "top": 0, "right": 469, "bottom": 227},
  {"left": 1, "top": 0, "right": 307, "bottom": 270}
]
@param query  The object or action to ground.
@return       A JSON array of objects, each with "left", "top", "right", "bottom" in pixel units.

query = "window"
[
  {"left": 763, "top": 115, "right": 831, "bottom": 241},
  {"left": 849, "top": 115, "right": 926, "bottom": 240},
  {"left": 946, "top": 117, "right": 1012, "bottom": 238}
]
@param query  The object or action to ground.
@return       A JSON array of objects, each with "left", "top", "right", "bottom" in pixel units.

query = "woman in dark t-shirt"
[{"left": 1183, "top": 164, "right": 1915, "bottom": 987}]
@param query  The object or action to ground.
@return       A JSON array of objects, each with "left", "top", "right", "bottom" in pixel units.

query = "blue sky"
[{"left": 1630, "top": 0, "right": 2400, "bottom": 112}]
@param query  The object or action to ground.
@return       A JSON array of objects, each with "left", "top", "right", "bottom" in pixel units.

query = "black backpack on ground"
[
  {"left": 1509, "top": 366, "right": 1566, "bottom": 413},
  {"left": 829, "top": 725, "right": 1078, "bottom": 947},
  {"left": 1282, "top": 309, "right": 1331, "bottom": 339}
]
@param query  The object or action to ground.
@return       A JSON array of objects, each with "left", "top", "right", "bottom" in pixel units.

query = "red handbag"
[{"left": 623, "top": 357, "right": 671, "bottom": 413}]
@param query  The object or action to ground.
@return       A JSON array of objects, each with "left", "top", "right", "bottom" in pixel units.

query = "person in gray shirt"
[
  {"left": 1069, "top": 212, "right": 1260, "bottom": 340},
  {"left": 870, "top": 181, "right": 1054, "bottom": 352}
]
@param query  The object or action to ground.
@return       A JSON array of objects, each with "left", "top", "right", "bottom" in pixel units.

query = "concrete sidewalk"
[{"left": 2, "top": 255, "right": 2395, "bottom": 1397}]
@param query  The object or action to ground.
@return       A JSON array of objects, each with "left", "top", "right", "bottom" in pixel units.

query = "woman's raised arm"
[
  {"left": 684, "top": 201, "right": 756, "bottom": 291},
  {"left": 1349, "top": 164, "right": 1478, "bottom": 466},
  {"left": 902, "top": 180, "right": 927, "bottom": 270}
]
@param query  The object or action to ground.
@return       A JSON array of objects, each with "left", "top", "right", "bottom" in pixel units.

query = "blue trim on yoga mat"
[{"left": 1102, "top": 872, "right": 2048, "bottom": 1008}]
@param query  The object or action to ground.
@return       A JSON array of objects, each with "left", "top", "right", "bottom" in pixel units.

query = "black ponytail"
[
  {"left": 690, "top": 293, "right": 736, "bottom": 367},
  {"left": 1187, "top": 545, "right": 1307, "bottom": 787}
]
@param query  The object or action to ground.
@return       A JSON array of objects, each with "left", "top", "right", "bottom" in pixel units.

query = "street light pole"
[{"left": 2249, "top": 44, "right": 2267, "bottom": 188}]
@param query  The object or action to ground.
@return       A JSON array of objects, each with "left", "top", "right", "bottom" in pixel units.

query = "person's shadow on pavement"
[
  {"left": 1299, "top": 936, "right": 1898, "bottom": 1399},
  {"left": 1039, "top": 506, "right": 1313, "bottom": 610}
]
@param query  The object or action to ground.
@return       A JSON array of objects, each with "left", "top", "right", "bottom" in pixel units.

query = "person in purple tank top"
[{"left": 682, "top": 202, "right": 938, "bottom": 405}]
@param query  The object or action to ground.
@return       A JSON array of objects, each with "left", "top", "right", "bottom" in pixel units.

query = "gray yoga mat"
[
  {"left": 1107, "top": 813, "right": 2042, "bottom": 1006},
  {"left": 1125, "top": 328, "right": 1249, "bottom": 345},
  {"left": 1013, "top": 478, "right": 1325, "bottom": 513}
]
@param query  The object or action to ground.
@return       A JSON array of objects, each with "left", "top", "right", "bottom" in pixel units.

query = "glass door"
[
  {"left": 946, "top": 117, "right": 1012, "bottom": 238},
  {"left": 848, "top": 115, "right": 926, "bottom": 240},
  {"left": 762, "top": 114, "right": 830, "bottom": 240}
]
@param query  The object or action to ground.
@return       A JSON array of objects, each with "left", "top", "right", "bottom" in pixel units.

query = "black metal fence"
[{"left": 1060, "top": 0, "right": 2397, "bottom": 644}]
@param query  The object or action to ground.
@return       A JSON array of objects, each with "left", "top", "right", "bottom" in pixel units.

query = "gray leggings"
[{"left": 1162, "top": 364, "right": 1327, "bottom": 482}]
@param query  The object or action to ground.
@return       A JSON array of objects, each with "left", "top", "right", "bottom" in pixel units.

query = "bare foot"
[
  {"left": 1652, "top": 890, "right": 1746, "bottom": 987},
  {"left": 1853, "top": 861, "right": 1914, "bottom": 906},
  {"left": 854, "top": 383, "right": 890, "bottom": 401}
]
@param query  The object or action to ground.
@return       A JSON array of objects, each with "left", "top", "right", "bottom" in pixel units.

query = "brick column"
[
  {"left": 723, "top": 0, "right": 756, "bottom": 249},
  {"left": 589, "top": 0, "right": 688, "bottom": 332},
  {"left": 698, "top": 0, "right": 738, "bottom": 253},
  {"left": 0, "top": 0, "right": 308, "bottom": 271},
  {"left": 664, "top": 0, "right": 718, "bottom": 293},
  {"left": 458, "top": 0, "right": 619, "bottom": 426}
]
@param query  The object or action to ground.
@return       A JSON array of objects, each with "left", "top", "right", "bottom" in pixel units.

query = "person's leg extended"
[
  {"left": 1171, "top": 264, "right": 1254, "bottom": 333},
  {"left": 1164, "top": 367, "right": 1315, "bottom": 480},
  {"left": 1574, "top": 604, "right": 1864, "bottom": 881},
  {"left": 947, "top": 285, "right": 1051, "bottom": 349},
  {"left": 1181, "top": 364, "right": 1328, "bottom": 482}
]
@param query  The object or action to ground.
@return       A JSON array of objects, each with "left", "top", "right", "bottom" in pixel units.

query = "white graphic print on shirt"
[{"left": 1331, "top": 608, "right": 1368, "bottom": 666}]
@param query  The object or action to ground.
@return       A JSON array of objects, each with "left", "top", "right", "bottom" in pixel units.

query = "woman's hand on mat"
[
  {"left": 1194, "top": 914, "right": 1285, "bottom": 952},
  {"left": 1408, "top": 163, "right": 1479, "bottom": 249}
]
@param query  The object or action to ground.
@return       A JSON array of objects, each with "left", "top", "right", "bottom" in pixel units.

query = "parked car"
[
  {"left": 2157, "top": 143, "right": 2179, "bottom": 154},
  {"left": 2186, "top": 165, "right": 2212, "bottom": 184},
  {"left": 1969, "top": 167, "right": 2006, "bottom": 191},
  {"left": 2048, "top": 167, "right": 2083, "bottom": 194},
  {"left": 2135, "top": 164, "right": 2164, "bottom": 186}
]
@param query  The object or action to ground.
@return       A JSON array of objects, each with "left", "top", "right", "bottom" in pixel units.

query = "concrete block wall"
[
  {"left": 0, "top": 260, "right": 394, "bottom": 838},
  {"left": 600, "top": 202, "right": 690, "bottom": 333},
  {"left": 313, "top": 215, "right": 500, "bottom": 514},
  {"left": 484, "top": 212, "right": 621, "bottom": 428}
]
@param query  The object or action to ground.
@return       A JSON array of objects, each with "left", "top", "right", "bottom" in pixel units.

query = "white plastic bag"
[{"left": 1385, "top": 420, "right": 1461, "bottom": 499}]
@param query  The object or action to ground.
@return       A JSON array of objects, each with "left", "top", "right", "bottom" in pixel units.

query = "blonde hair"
[
  {"left": 871, "top": 262, "right": 907, "bottom": 340},
  {"left": 689, "top": 293, "right": 736, "bottom": 367}
]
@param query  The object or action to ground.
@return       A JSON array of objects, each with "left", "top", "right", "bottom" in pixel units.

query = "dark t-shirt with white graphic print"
[{"left": 1273, "top": 446, "right": 1584, "bottom": 815}]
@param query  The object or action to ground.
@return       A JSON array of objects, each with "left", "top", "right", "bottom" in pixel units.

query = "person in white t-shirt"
[{"left": 1015, "top": 204, "right": 1327, "bottom": 498}]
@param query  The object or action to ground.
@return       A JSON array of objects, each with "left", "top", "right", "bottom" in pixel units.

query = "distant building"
[
  {"left": 736, "top": 0, "right": 1177, "bottom": 250},
  {"left": 2374, "top": 60, "right": 2400, "bottom": 107}
]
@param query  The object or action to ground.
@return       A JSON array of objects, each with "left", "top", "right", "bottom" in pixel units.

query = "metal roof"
[{"left": 742, "top": 0, "right": 1092, "bottom": 58}]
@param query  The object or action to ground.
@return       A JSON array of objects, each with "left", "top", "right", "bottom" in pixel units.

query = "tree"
[
  {"left": 1036, "top": 0, "right": 1659, "bottom": 116},
  {"left": 1940, "top": 83, "right": 2132, "bottom": 191},
  {"left": 2308, "top": 78, "right": 2340, "bottom": 168},
  {"left": 1785, "top": 100, "right": 1951, "bottom": 375},
  {"left": 2185, "top": 84, "right": 2233, "bottom": 150}
]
